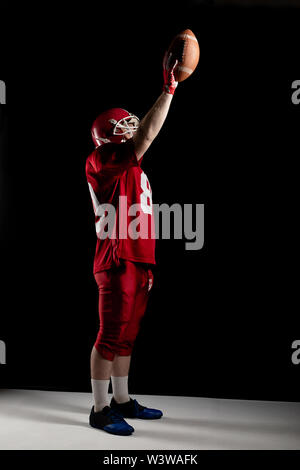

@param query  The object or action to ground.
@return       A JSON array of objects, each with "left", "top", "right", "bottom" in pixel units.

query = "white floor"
[{"left": 0, "top": 389, "right": 299, "bottom": 450}]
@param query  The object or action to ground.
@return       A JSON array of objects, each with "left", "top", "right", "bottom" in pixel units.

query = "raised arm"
[{"left": 132, "top": 53, "right": 178, "bottom": 160}]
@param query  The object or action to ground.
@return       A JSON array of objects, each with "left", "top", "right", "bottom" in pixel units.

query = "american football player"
[{"left": 86, "top": 52, "right": 178, "bottom": 435}]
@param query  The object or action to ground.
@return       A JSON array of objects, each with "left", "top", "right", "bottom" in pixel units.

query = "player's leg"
[
  {"left": 111, "top": 263, "right": 150, "bottom": 406},
  {"left": 91, "top": 346, "right": 113, "bottom": 380},
  {"left": 90, "top": 346, "right": 113, "bottom": 412},
  {"left": 89, "top": 269, "right": 135, "bottom": 435},
  {"left": 110, "top": 265, "right": 162, "bottom": 419},
  {"left": 91, "top": 268, "right": 129, "bottom": 412},
  {"left": 110, "top": 261, "right": 143, "bottom": 405},
  {"left": 112, "top": 354, "right": 132, "bottom": 377},
  {"left": 111, "top": 354, "right": 132, "bottom": 404},
  {"left": 117, "top": 263, "right": 151, "bottom": 357}
]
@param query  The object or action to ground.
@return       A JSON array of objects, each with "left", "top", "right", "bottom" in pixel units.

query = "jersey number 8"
[{"left": 140, "top": 172, "right": 152, "bottom": 215}]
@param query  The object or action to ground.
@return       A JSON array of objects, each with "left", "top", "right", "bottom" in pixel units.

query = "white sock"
[
  {"left": 91, "top": 378, "right": 110, "bottom": 412},
  {"left": 111, "top": 375, "right": 130, "bottom": 404}
]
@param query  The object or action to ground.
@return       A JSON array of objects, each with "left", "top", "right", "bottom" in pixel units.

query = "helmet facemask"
[{"left": 109, "top": 114, "right": 140, "bottom": 142}]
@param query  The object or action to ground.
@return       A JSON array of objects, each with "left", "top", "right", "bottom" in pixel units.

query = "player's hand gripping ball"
[{"left": 163, "top": 52, "right": 178, "bottom": 95}]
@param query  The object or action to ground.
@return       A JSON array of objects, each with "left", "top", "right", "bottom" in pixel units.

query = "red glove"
[{"left": 163, "top": 52, "right": 178, "bottom": 95}]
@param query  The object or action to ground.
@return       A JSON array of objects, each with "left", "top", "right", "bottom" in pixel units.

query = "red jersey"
[{"left": 85, "top": 139, "right": 155, "bottom": 274}]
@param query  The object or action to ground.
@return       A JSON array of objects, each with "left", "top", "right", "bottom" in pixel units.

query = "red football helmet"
[{"left": 91, "top": 108, "right": 140, "bottom": 148}]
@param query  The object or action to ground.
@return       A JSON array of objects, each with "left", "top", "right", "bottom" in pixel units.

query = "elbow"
[{"left": 138, "top": 125, "right": 154, "bottom": 144}]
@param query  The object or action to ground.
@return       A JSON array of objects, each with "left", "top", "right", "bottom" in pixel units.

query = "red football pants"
[{"left": 94, "top": 260, "right": 153, "bottom": 361}]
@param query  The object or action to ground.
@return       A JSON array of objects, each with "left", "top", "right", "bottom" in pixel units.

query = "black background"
[{"left": 0, "top": 2, "right": 299, "bottom": 401}]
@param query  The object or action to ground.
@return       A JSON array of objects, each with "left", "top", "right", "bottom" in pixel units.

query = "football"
[{"left": 166, "top": 29, "right": 200, "bottom": 82}]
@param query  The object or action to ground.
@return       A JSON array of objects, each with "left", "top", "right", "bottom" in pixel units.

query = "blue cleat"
[
  {"left": 110, "top": 397, "right": 163, "bottom": 420},
  {"left": 89, "top": 406, "right": 134, "bottom": 436}
]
